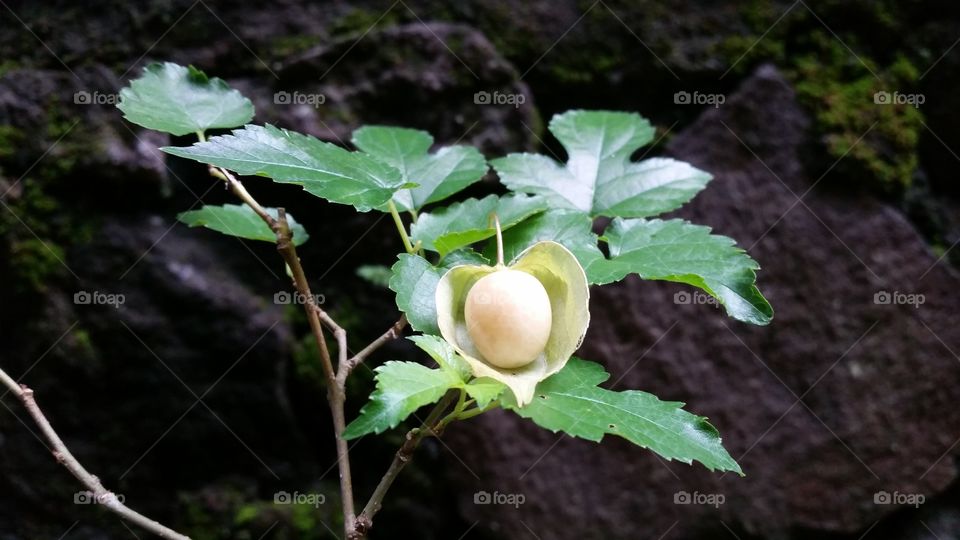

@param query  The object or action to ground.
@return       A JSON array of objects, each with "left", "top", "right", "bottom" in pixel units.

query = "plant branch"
[
  {"left": 208, "top": 165, "right": 443, "bottom": 540},
  {"left": 352, "top": 390, "right": 459, "bottom": 538},
  {"left": 0, "top": 368, "right": 191, "bottom": 540},
  {"left": 337, "top": 315, "right": 407, "bottom": 383},
  {"left": 209, "top": 165, "right": 356, "bottom": 535}
]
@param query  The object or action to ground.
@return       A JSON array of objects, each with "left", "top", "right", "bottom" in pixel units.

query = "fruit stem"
[
  {"left": 492, "top": 213, "right": 504, "bottom": 267},
  {"left": 388, "top": 200, "right": 416, "bottom": 254}
]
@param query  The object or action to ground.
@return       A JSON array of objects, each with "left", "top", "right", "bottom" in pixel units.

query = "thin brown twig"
[
  {"left": 0, "top": 367, "right": 191, "bottom": 540},
  {"left": 212, "top": 166, "right": 356, "bottom": 534},
  {"left": 210, "top": 165, "right": 458, "bottom": 539},
  {"left": 336, "top": 315, "right": 407, "bottom": 385},
  {"left": 352, "top": 390, "right": 459, "bottom": 539}
]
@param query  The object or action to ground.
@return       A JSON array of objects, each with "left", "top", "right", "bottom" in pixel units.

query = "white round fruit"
[{"left": 464, "top": 269, "right": 552, "bottom": 369}]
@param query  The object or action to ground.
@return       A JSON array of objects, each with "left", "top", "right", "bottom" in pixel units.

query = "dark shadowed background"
[{"left": 2, "top": 1, "right": 960, "bottom": 539}]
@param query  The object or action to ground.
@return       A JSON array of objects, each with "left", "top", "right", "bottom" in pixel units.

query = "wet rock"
[
  {"left": 445, "top": 65, "right": 960, "bottom": 539},
  {"left": 265, "top": 22, "right": 539, "bottom": 154},
  {"left": 0, "top": 65, "right": 170, "bottom": 206},
  {"left": 0, "top": 216, "right": 314, "bottom": 538}
]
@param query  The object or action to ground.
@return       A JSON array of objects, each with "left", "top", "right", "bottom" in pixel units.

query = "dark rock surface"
[
  {"left": 0, "top": 215, "right": 321, "bottom": 538},
  {"left": 0, "top": 11, "right": 542, "bottom": 539},
  {"left": 269, "top": 22, "right": 539, "bottom": 154},
  {"left": 445, "top": 65, "right": 960, "bottom": 539},
  {"left": 2, "top": 1, "right": 960, "bottom": 539},
  {"left": 0, "top": 65, "right": 170, "bottom": 202}
]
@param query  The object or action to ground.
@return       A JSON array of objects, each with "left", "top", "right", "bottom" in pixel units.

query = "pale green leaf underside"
[
  {"left": 595, "top": 218, "right": 773, "bottom": 325},
  {"left": 163, "top": 124, "right": 407, "bottom": 211},
  {"left": 492, "top": 110, "right": 711, "bottom": 218},
  {"left": 389, "top": 254, "right": 445, "bottom": 335},
  {"left": 118, "top": 62, "right": 254, "bottom": 136},
  {"left": 343, "top": 361, "right": 461, "bottom": 439},
  {"left": 412, "top": 193, "right": 548, "bottom": 258},
  {"left": 441, "top": 249, "right": 490, "bottom": 268},
  {"left": 503, "top": 358, "right": 742, "bottom": 474},
  {"left": 352, "top": 125, "right": 487, "bottom": 212},
  {"left": 177, "top": 204, "right": 308, "bottom": 246}
]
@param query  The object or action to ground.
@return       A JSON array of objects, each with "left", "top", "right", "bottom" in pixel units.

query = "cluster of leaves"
[{"left": 119, "top": 62, "right": 774, "bottom": 475}]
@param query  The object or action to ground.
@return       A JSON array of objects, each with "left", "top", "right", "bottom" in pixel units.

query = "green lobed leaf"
[
  {"left": 593, "top": 218, "right": 773, "bottom": 325},
  {"left": 388, "top": 254, "right": 444, "bottom": 335},
  {"left": 345, "top": 340, "right": 508, "bottom": 438},
  {"left": 412, "top": 193, "right": 548, "bottom": 258},
  {"left": 352, "top": 126, "right": 488, "bottom": 212},
  {"left": 118, "top": 62, "right": 254, "bottom": 136},
  {"left": 465, "top": 378, "right": 507, "bottom": 409},
  {"left": 408, "top": 334, "right": 471, "bottom": 382},
  {"left": 343, "top": 361, "right": 461, "bottom": 439},
  {"left": 492, "top": 110, "right": 711, "bottom": 218},
  {"left": 503, "top": 358, "right": 742, "bottom": 474},
  {"left": 177, "top": 204, "right": 309, "bottom": 246},
  {"left": 163, "top": 124, "right": 408, "bottom": 211}
]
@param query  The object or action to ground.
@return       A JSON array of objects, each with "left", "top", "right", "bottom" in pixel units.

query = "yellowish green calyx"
[{"left": 435, "top": 216, "right": 590, "bottom": 406}]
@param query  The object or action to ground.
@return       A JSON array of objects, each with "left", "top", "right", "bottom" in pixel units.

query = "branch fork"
[
  {"left": 212, "top": 166, "right": 430, "bottom": 539},
  {"left": 1, "top": 162, "right": 438, "bottom": 539}
]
